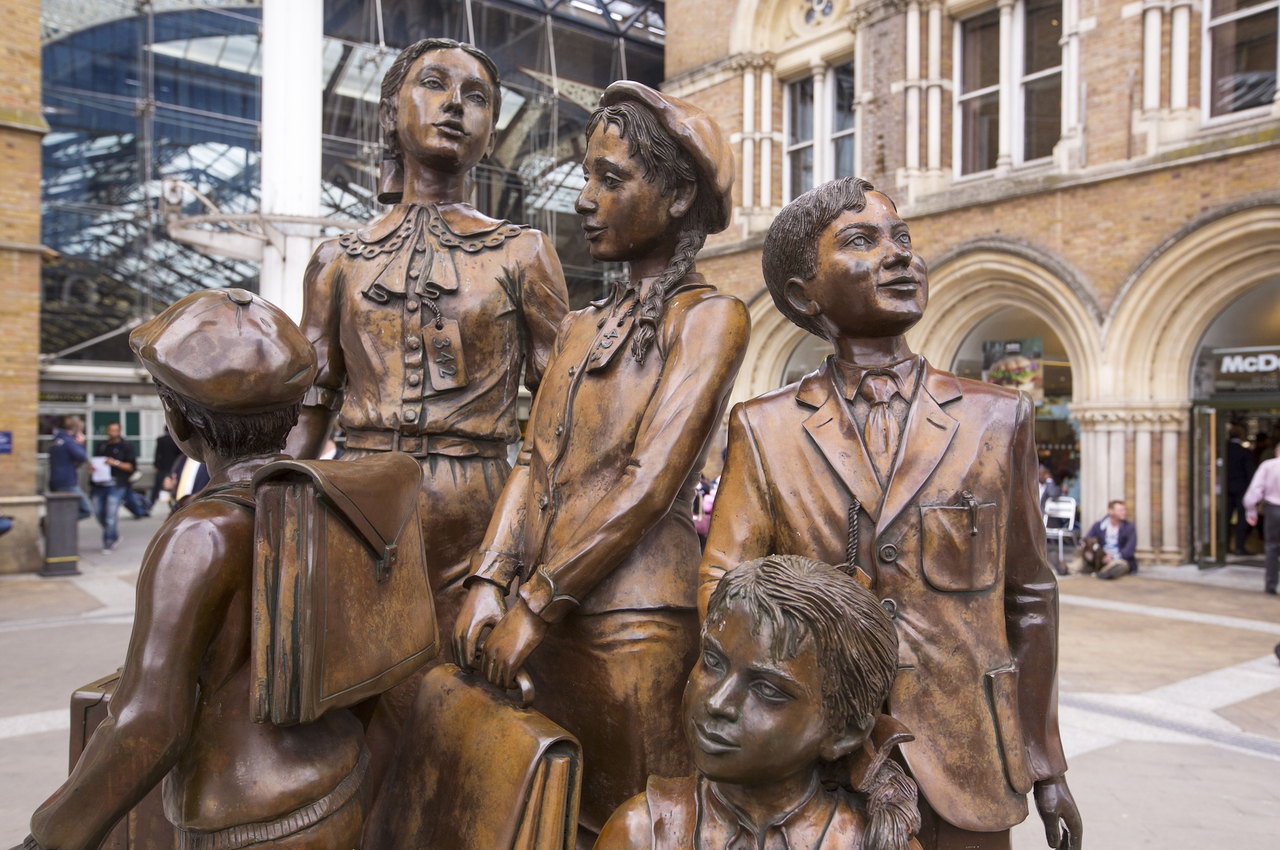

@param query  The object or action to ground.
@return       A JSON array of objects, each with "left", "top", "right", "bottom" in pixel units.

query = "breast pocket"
[{"left": 920, "top": 501, "right": 998, "bottom": 592}]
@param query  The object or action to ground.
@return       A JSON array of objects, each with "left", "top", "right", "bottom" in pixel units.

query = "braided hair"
[
  {"left": 584, "top": 101, "right": 718, "bottom": 365},
  {"left": 707, "top": 555, "right": 920, "bottom": 850}
]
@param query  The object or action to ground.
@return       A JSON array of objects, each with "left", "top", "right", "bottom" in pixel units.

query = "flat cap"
[
  {"left": 130, "top": 288, "right": 317, "bottom": 414},
  {"left": 599, "top": 81, "right": 735, "bottom": 234}
]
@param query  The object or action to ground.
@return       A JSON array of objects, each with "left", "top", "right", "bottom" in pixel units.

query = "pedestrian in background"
[
  {"left": 48, "top": 416, "right": 91, "bottom": 520},
  {"left": 1039, "top": 463, "right": 1062, "bottom": 512},
  {"left": 1227, "top": 425, "right": 1256, "bottom": 556},
  {"left": 1244, "top": 443, "right": 1280, "bottom": 595},
  {"left": 150, "top": 426, "right": 181, "bottom": 507},
  {"left": 91, "top": 422, "right": 136, "bottom": 552}
]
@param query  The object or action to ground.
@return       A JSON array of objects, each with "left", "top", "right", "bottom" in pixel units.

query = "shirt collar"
[
  {"left": 832, "top": 355, "right": 920, "bottom": 402},
  {"left": 700, "top": 774, "right": 835, "bottom": 850}
]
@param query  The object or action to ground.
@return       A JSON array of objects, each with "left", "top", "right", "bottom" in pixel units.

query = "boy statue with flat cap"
[
  {"left": 699, "top": 179, "right": 1082, "bottom": 850},
  {"left": 17, "top": 289, "right": 369, "bottom": 850}
]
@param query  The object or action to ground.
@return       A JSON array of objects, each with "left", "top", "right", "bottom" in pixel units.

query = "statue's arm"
[
  {"left": 1003, "top": 392, "right": 1069, "bottom": 781},
  {"left": 517, "top": 231, "right": 570, "bottom": 392},
  {"left": 29, "top": 505, "right": 244, "bottom": 850},
  {"left": 286, "top": 240, "right": 345, "bottom": 459},
  {"left": 697, "top": 402, "right": 774, "bottom": 620},
  {"left": 518, "top": 294, "right": 750, "bottom": 623}
]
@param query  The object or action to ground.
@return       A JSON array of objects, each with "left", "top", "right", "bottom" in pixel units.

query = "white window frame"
[
  {"left": 1014, "top": 0, "right": 1064, "bottom": 165},
  {"left": 783, "top": 75, "right": 816, "bottom": 203},
  {"left": 953, "top": 1, "right": 1064, "bottom": 179},
  {"left": 1200, "top": 0, "right": 1280, "bottom": 127},
  {"left": 829, "top": 61, "right": 859, "bottom": 182},
  {"left": 782, "top": 59, "right": 859, "bottom": 202},
  {"left": 953, "top": 12, "right": 1002, "bottom": 178}
]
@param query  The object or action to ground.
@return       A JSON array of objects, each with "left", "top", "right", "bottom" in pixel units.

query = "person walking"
[
  {"left": 91, "top": 422, "right": 136, "bottom": 552},
  {"left": 48, "top": 416, "right": 91, "bottom": 519},
  {"left": 1244, "top": 445, "right": 1280, "bottom": 594},
  {"left": 1227, "top": 425, "right": 1256, "bottom": 555},
  {"left": 1039, "top": 463, "right": 1063, "bottom": 513}
]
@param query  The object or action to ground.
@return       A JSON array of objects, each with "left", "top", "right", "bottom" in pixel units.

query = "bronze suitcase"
[
  {"left": 250, "top": 453, "right": 438, "bottom": 726},
  {"left": 362, "top": 663, "right": 582, "bottom": 850},
  {"left": 69, "top": 672, "right": 176, "bottom": 850}
]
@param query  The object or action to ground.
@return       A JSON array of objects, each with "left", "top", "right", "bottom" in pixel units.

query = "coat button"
[
  {"left": 879, "top": 543, "right": 898, "bottom": 562},
  {"left": 555, "top": 425, "right": 563, "bottom": 436},
  {"left": 881, "top": 598, "right": 898, "bottom": 619},
  {"left": 408, "top": 337, "right": 421, "bottom": 350},
  {"left": 408, "top": 373, "right": 421, "bottom": 387},
  {"left": 538, "top": 496, "right": 549, "bottom": 510},
  {"left": 568, "top": 366, "right": 576, "bottom": 376},
  {"left": 407, "top": 299, "right": 420, "bottom": 312},
  {"left": 403, "top": 409, "right": 418, "bottom": 423}
]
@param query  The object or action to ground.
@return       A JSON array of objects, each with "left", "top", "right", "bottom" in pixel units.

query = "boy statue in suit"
[{"left": 698, "top": 178, "right": 1081, "bottom": 850}]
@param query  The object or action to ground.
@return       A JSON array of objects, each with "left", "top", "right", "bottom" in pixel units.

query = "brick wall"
[
  {"left": 664, "top": 0, "right": 737, "bottom": 79},
  {"left": 905, "top": 145, "right": 1280, "bottom": 309}
]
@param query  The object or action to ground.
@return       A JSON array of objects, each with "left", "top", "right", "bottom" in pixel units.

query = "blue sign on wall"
[{"left": 0, "top": 431, "right": 11, "bottom": 454}]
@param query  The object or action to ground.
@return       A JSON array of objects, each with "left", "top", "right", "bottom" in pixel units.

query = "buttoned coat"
[{"left": 699, "top": 356, "right": 1068, "bottom": 832}]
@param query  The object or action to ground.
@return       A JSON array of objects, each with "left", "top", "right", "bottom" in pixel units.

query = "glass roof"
[{"left": 40, "top": 0, "right": 664, "bottom": 361}]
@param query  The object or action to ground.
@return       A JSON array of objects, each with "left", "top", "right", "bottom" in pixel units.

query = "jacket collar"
[{"left": 797, "top": 355, "right": 962, "bottom": 532}]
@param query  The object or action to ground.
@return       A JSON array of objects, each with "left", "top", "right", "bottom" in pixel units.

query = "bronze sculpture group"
[{"left": 15, "top": 38, "right": 1081, "bottom": 850}]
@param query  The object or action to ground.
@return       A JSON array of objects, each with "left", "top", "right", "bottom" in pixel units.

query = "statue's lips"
[
  {"left": 691, "top": 721, "right": 739, "bottom": 754},
  {"left": 581, "top": 224, "right": 607, "bottom": 240},
  {"left": 878, "top": 275, "right": 919, "bottom": 290},
  {"left": 433, "top": 121, "right": 468, "bottom": 138}
]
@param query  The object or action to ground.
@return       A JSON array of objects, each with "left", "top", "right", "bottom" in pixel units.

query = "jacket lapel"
[
  {"left": 876, "top": 361, "right": 961, "bottom": 535},
  {"left": 798, "top": 359, "right": 884, "bottom": 522}
]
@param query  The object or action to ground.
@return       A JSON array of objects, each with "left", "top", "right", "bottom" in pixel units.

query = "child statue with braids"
[
  {"left": 597, "top": 555, "right": 923, "bottom": 850},
  {"left": 454, "top": 81, "right": 751, "bottom": 845}
]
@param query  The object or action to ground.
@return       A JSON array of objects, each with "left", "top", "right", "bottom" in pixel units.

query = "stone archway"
[{"left": 730, "top": 289, "right": 814, "bottom": 411}]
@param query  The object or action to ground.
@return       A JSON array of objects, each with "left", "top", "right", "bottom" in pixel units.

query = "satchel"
[
  {"left": 249, "top": 453, "right": 437, "bottom": 726},
  {"left": 362, "top": 663, "right": 582, "bottom": 850}
]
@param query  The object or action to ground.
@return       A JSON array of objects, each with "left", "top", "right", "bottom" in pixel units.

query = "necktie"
[{"left": 859, "top": 373, "right": 899, "bottom": 481}]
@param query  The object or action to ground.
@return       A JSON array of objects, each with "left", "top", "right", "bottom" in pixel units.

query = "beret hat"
[
  {"left": 598, "top": 81, "right": 735, "bottom": 234},
  {"left": 130, "top": 288, "right": 317, "bottom": 414}
]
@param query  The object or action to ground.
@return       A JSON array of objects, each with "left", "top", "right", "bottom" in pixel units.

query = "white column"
[
  {"left": 1162, "top": 426, "right": 1181, "bottom": 558},
  {"left": 926, "top": 2, "right": 943, "bottom": 175},
  {"left": 1078, "top": 427, "right": 1096, "bottom": 528},
  {"left": 1135, "top": 426, "right": 1153, "bottom": 556},
  {"left": 1109, "top": 428, "right": 1127, "bottom": 504},
  {"left": 760, "top": 66, "right": 773, "bottom": 208},
  {"left": 997, "top": 0, "right": 1015, "bottom": 170},
  {"left": 1062, "top": 0, "right": 1080, "bottom": 133},
  {"left": 742, "top": 67, "right": 756, "bottom": 210},
  {"left": 812, "top": 61, "right": 829, "bottom": 182},
  {"left": 260, "top": 0, "right": 323, "bottom": 321},
  {"left": 906, "top": 1, "right": 922, "bottom": 176},
  {"left": 855, "top": 25, "right": 868, "bottom": 179},
  {"left": 1142, "top": 3, "right": 1163, "bottom": 112},
  {"left": 1170, "top": 1, "right": 1190, "bottom": 111}
]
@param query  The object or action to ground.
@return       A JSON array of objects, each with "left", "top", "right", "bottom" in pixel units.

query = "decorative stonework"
[
  {"left": 846, "top": 0, "right": 908, "bottom": 30},
  {"left": 1069, "top": 404, "right": 1191, "bottom": 428}
]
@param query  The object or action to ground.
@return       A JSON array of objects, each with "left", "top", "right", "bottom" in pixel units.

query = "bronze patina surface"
[{"left": 698, "top": 179, "right": 1082, "bottom": 850}]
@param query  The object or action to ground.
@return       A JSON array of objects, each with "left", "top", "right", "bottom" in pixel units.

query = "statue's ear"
[
  {"left": 784, "top": 277, "right": 821, "bottom": 319},
  {"left": 669, "top": 180, "right": 697, "bottom": 220},
  {"left": 820, "top": 711, "right": 874, "bottom": 762}
]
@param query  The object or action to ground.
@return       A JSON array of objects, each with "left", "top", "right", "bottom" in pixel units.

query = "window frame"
[
  {"left": 953, "top": 0, "right": 1065, "bottom": 179},
  {"left": 1014, "top": 0, "right": 1064, "bottom": 165},
  {"left": 782, "top": 59, "right": 858, "bottom": 203},
  {"left": 1200, "top": 0, "right": 1280, "bottom": 127},
  {"left": 953, "top": 12, "right": 1003, "bottom": 178},
  {"left": 783, "top": 75, "right": 816, "bottom": 203}
]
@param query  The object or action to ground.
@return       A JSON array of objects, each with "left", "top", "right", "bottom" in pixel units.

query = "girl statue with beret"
[{"left": 454, "top": 81, "right": 751, "bottom": 845}]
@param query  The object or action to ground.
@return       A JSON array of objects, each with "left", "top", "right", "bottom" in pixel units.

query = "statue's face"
[
  {"left": 789, "top": 192, "right": 928, "bottom": 339},
  {"left": 682, "top": 600, "right": 834, "bottom": 786},
  {"left": 395, "top": 49, "right": 495, "bottom": 175},
  {"left": 576, "top": 123, "right": 683, "bottom": 263}
]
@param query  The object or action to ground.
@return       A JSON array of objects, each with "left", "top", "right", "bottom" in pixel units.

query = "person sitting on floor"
[
  {"left": 1082, "top": 500, "right": 1137, "bottom": 578},
  {"left": 595, "top": 554, "right": 921, "bottom": 850}
]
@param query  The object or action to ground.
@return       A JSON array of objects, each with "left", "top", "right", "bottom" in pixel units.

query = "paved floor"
[{"left": 0, "top": 515, "right": 1278, "bottom": 847}]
